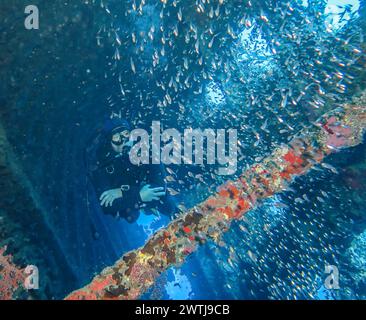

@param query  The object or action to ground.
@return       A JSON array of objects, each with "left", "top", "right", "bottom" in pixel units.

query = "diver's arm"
[
  {"left": 142, "top": 164, "right": 170, "bottom": 208},
  {"left": 90, "top": 168, "right": 139, "bottom": 218},
  {"left": 99, "top": 188, "right": 122, "bottom": 207},
  {"left": 100, "top": 187, "right": 141, "bottom": 221},
  {"left": 144, "top": 163, "right": 178, "bottom": 217},
  {"left": 139, "top": 184, "right": 166, "bottom": 202}
]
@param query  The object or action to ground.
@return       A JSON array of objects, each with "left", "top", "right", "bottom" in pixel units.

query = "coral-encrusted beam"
[
  {"left": 0, "top": 246, "right": 25, "bottom": 300},
  {"left": 66, "top": 103, "right": 366, "bottom": 300}
]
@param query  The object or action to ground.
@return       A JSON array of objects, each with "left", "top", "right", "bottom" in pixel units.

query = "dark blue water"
[{"left": 0, "top": 0, "right": 365, "bottom": 300}]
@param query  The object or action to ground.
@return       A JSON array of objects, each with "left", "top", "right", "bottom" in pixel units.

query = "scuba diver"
[{"left": 86, "top": 117, "right": 176, "bottom": 223}]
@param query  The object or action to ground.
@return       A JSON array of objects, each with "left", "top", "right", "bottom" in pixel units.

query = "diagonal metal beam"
[{"left": 66, "top": 103, "right": 366, "bottom": 300}]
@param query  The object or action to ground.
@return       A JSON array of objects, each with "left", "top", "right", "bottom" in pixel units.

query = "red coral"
[
  {"left": 284, "top": 151, "right": 303, "bottom": 166},
  {"left": 183, "top": 226, "right": 192, "bottom": 234},
  {"left": 237, "top": 198, "right": 250, "bottom": 213},
  {"left": 0, "top": 246, "right": 25, "bottom": 300}
]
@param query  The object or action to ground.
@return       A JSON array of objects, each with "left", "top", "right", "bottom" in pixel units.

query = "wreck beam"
[{"left": 66, "top": 103, "right": 366, "bottom": 300}]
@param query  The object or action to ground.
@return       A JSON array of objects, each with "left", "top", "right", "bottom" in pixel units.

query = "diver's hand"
[
  {"left": 140, "top": 184, "right": 166, "bottom": 203},
  {"left": 100, "top": 188, "right": 123, "bottom": 207}
]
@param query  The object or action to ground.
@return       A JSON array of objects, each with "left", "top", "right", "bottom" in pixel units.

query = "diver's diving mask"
[{"left": 111, "top": 129, "right": 130, "bottom": 147}]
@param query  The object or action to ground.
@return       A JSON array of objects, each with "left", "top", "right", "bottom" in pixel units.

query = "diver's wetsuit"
[{"left": 90, "top": 144, "right": 174, "bottom": 223}]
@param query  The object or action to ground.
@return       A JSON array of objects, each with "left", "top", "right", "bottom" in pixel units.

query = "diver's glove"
[
  {"left": 139, "top": 184, "right": 166, "bottom": 203},
  {"left": 100, "top": 188, "right": 123, "bottom": 207}
]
